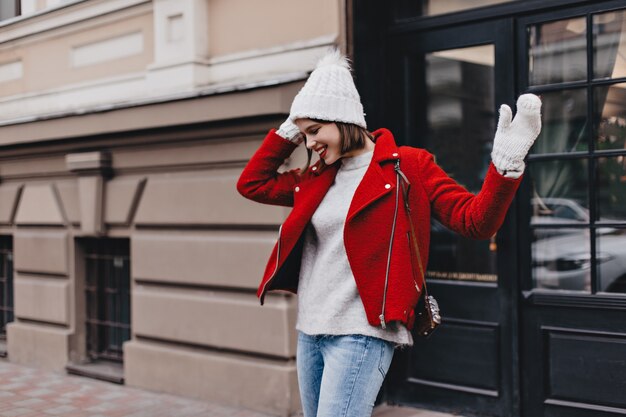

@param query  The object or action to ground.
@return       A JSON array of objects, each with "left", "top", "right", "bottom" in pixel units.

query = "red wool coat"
[{"left": 236, "top": 128, "right": 522, "bottom": 330}]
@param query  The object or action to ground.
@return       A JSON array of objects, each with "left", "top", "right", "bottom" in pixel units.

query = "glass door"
[{"left": 385, "top": 19, "right": 519, "bottom": 417}]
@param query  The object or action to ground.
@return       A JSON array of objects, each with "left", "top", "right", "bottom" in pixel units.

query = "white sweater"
[{"left": 295, "top": 150, "right": 413, "bottom": 347}]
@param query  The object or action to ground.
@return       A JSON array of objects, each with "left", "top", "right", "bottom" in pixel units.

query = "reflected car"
[
  {"left": 533, "top": 228, "right": 626, "bottom": 293},
  {"left": 531, "top": 197, "right": 615, "bottom": 239},
  {"left": 531, "top": 197, "right": 588, "bottom": 240}
]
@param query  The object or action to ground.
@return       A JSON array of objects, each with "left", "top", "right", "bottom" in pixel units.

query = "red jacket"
[{"left": 237, "top": 128, "right": 522, "bottom": 330}]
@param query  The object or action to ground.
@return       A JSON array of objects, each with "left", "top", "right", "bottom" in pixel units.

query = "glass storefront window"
[
  {"left": 426, "top": 45, "right": 495, "bottom": 191},
  {"left": 532, "top": 88, "right": 588, "bottom": 154},
  {"left": 596, "top": 157, "right": 626, "bottom": 222},
  {"left": 529, "top": 159, "right": 589, "bottom": 216},
  {"left": 528, "top": 9, "right": 626, "bottom": 295},
  {"left": 533, "top": 228, "right": 591, "bottom": 292},
  {"left": 593, "top": 10, "right": 626, "bottom": 80},
  {"left": 424, "top": 45, "right": 497, "bottom": 283},
  {"left": 596, "top": 228, "right": 626, "bottom": 293},
  {"left": 594, "top": 84, "right": 626, "bottom": 151},
  {"left": 529, "top": 17, "right": 587, "bottom": 86}
]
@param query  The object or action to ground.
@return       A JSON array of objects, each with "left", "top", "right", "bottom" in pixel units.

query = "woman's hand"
[
  {"left": 276, "top": 118, "right": 304, "bottom": 145},
  {"left": 491, "top": 94, "right": 542, "bottom": 178}
]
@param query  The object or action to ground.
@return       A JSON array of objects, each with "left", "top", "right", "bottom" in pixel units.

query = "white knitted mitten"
[
  {"left": 276, "top": 118, "right": 304, "bottom": 145},
  {"left": 491, "top": 94, "right": 542, "bottom": 178}
]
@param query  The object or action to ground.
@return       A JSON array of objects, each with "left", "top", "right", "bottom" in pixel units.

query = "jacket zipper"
[
  {"left": 260, "top": 224, "right": 282, "bottom": 303},
  {"left": 380, "top": 160, "right": 402, "bottom": 329}
]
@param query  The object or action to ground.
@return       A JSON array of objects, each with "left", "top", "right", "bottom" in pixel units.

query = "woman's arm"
[
  {"left": 236, "top": 120, "right": 304, "bottom": 207},
  {"left": 416, "top": 151, "right": 522, "bottom": 239},
  {"left": 416, "top": 94, "right": 542, "bottom": 239}
]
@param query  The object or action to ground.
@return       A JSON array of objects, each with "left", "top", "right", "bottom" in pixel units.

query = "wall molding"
[{"left": 0, "top": 0, "right": 151, "bottom": 44}]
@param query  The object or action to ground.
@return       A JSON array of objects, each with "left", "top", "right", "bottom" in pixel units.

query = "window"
[
  {"left": 0, "top": 1, "right": 20, "bottom": 21},
  {"left": 0, "top": 236, "right": 14, "bottom": 350},
  {"left": 83, "top": 239, "right": 131, "bottom": 363},
  {"left": 527, "top": 9, "right": 626, "bottom": 294},
  {"left": 423, "top": 45, "right": 499, "bottom": 283}
]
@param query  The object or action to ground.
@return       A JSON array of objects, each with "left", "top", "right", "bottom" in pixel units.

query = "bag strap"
[{"left": 394, "top": 159, "right": 429, "bottom": 298}]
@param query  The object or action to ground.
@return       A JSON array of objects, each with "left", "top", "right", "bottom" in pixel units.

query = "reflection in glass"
[
  {"left": 532, "top": 228, "right": 591, "bottom": 292},
  {"left": 529, "top": 18, "right": 587, "bottom": 86},
  {"left": 422, "top": 0, "right": 515, "bottom": 16},
  {"left": 426, "top": 45, "right": 494, "bottom": 191},
  {"left": 531, "top": 88, "right": 588, "bottom": 154},
  {"left": 593, "top": 10, "right": 626, "bottom": 80},
  {"left": 427, "top": 220, "right": 497, "bottom": 283},
  {"left": 597, "top": 157, "right": 626, "bottom": 222},
  {"left": 597, "top": 228, "right": 626, "bottom": 293},
  {"left": 594, "top": 84, "right": 626, "bottom": 151},
  {"left": 424, "top": 45, "right": 496, "bottom": 282},
  {"left": 531, "top": 197, "right": 589, "bottom": 231},
  {"left": 529, "top": 159, "right": 589, "bottom": 217}
]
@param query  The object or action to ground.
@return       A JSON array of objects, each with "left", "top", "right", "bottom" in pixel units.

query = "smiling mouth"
[{"left": 316, "top": 146, "right": 328, "bottom": 159}]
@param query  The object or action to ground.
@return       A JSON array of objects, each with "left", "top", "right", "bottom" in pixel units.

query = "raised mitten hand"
[
  {"left": 276, "top": 118, "right": 304, "bottom": 145},
  {"left": 491, "top": 94, "right": 542, "bottom": 178}
]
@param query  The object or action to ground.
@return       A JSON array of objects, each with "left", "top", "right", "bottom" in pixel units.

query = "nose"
[{"left": 304, "top": 136, "right": 315, "bottom": 149}]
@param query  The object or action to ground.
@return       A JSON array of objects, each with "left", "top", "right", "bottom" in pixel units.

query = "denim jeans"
[{"left": 296, "top": 331, "right": 395, "bottom": 417}]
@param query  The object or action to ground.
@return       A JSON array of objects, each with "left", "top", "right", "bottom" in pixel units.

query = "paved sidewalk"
[
  {"left": 0, "top": 359, "right": 459, "bottom": 417},
  {"left": 0, "top": 359, "right": 273, "bottom": 417}
]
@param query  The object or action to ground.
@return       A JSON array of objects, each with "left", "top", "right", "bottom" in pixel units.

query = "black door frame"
[{"left": 380, "top": 20, "right": 520, "bottom": 417}]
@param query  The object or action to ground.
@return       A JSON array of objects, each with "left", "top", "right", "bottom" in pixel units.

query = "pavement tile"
[
  {"left": 21, "top": 389, "right": 55, "bottom": 398},
  {"left": 0, "top": 408, "right": 33, "bottom": 417},
  {"left": 10, "top": 399, "right": 44, "bottom": 408},
  {"left": 0, "top": 384, "right": 26, "bottom": 391},
  {"left": 45, "top": 405, "right": 78, "bottom": 414}
]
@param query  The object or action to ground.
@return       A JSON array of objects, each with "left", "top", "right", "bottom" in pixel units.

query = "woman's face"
[{"left": 295, "top": 119, "right": 344, "bottom": 165}]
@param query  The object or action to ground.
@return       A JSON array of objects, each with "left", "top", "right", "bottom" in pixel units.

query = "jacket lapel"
[
  {"left": 347, "top": 163, "right": 392, "bottom": 221},
  {"left": 346, "top": 128, "right": 400, "bottom": 222}
]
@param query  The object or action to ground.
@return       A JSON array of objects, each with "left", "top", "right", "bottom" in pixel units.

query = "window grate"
[
  {"left": 0, "top": 237, "right": 14, "bottom": 340},
  {"left": 83, "top": 239, "right": 130, "bottom": 363}
]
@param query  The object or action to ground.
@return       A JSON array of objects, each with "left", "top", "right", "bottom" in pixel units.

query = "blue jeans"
[{"left": 296, "top": 332, "right": 395, "bottom": 417}]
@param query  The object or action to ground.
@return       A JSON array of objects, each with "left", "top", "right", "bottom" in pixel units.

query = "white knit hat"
[{"left": 289, "top": 48, "right": 367, "bottom": 129}]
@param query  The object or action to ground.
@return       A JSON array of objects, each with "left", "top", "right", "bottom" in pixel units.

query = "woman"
[{"left": 236, "top": 49, "right": 541, "bottom": 417}]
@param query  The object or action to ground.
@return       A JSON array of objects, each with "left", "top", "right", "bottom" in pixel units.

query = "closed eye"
[{"left": 305, "top": 125, "right": 321, "bottom": 135}]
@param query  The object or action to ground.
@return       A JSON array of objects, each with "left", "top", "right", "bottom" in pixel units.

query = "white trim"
[
  {"left": 0, "top": 39, "right": 337, "bottom": 126},
  {"left": 20, "top": 0, "right": 38, "bottom": 15},
  {"left": 0, "top": 60, "right": 23, "bottom": 83},
  {"left": 71, "top": 31, "right": 143, "bottom": 67},
  {"left": 207, "top": 34, "right": 337, "bottom": 65},
  {"left": 0, "top": 72, "right": 307, "bottom": 127},
  {"left": 0, "top": 0, "right": 150, "bottom": 44}
]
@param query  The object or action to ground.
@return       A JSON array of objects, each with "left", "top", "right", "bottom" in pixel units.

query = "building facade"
[
  {"left": 0, "top": 1, "right": 343, "bottom": 415},
  {"left": 0, "top": 1, "right": 625, "bottom": 417}
]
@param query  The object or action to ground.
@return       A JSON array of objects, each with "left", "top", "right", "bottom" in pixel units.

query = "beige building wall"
[{"left": 0, "top": 0, "right": 347, "bottom": 416}]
